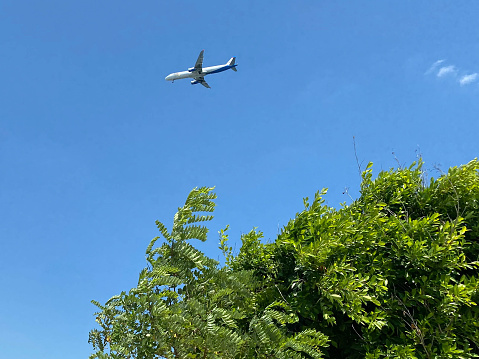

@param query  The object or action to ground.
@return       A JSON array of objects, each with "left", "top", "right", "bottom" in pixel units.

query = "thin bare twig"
[
  {"left": 353, "top": 136, "right": 363, "bottom": 177},
  {"left": 352, "top": 323, "right": 366, "bottom": 342},
  {"left": 343, "top": 187, "right": 354, "bottom": 202},
  {"left": 275, "top": 285, "right": 291, "bottom": 307},
  {"left": 392, "top": 151, "right": 402, "bottom": 169}
]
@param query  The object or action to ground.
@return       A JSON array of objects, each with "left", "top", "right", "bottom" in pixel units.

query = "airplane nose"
[{"left": 165, "top": 74, "right": 174, "bottom": 81}]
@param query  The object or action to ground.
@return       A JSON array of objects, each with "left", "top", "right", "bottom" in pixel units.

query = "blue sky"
[{"left": 1, "top": 1, "right": 478, "bottom": 357}]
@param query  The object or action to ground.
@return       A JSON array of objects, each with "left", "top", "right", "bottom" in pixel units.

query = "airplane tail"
[{"left": 228, "top": 57, "right": 237, "bottom": 72}]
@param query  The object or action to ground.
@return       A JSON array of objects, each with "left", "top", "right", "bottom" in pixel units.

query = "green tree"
[
  {"left": 89, "top": 187, "right": 327, "bottom": 359},
  {"left": 90, "top": 159, "right": 479, "bottom": 358},
  {"left": 232, "top": 159, "right": 479, "bottom": 358}
]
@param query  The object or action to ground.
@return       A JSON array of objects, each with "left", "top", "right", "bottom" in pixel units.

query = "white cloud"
[
  {"left": 425, "top": 59, "right": 445, "bottom": 75},
  {"left": 459, "top": 73, "right": 478, "bottom": 86},
  {"left": 437, "top": 65, "right": 456, "bottom": 78},
  {"left": 425, "top": 59, "right": 478, "bottom": 88}
]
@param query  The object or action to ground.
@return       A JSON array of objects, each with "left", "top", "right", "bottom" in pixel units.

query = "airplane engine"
[
  {"left": 191, "top": 80, "right": 199, "bottom": 85},
  {"left": 188, "top": 67, "right": 196, "bottom": 72}
]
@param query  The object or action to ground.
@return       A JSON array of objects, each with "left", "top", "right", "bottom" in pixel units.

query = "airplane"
[{"left": 165, "top": 50, "right": 237, "bottom": 88}]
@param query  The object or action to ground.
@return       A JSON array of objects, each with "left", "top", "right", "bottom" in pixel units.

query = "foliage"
[
  {"left": 89, "top": 187, "right": 327, "bottom": 359},
  {"left": 90, "top": 159, "right": 479, "bottom": 358},
  {"left": 231, "top": 159, "right": 479, "bottom": 358}
]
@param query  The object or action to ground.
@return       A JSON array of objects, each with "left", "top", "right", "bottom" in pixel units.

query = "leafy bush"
[{"left": 90, "top": 160, "right": 479, "bottom": 358}]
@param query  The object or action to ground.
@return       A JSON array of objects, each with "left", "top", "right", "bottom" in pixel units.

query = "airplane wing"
[
  {"left": 194, "top": 50, "right": 204, "bottom": 73},
  {"left": 194, "top": 76, "right": 210, "bottom": 88}
]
